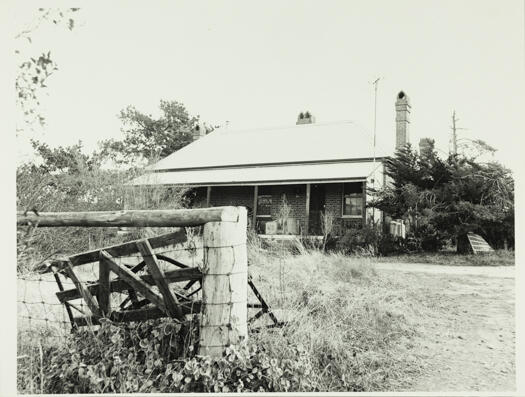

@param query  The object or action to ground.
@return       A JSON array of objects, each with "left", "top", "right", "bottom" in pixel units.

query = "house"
[{"left": 132, "top": 91, "right": 412, "bottom": 236}]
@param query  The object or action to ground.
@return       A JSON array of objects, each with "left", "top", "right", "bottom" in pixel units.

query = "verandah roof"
[{"left": 133, "top": 161, "right": 383, "bottom": 187}]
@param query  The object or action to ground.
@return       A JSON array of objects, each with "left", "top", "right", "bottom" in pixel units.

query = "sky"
[{"left": 10, "top": 1, "right": 525, "bottom": 171}]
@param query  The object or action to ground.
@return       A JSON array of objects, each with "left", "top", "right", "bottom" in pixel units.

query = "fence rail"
[{"left": 17, "top": 207, "right": 240, "bottom": 227}]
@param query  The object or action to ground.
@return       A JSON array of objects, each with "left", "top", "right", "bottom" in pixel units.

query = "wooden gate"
[{"left": 45, "top": 230, "right": 202, "bottom": 327}]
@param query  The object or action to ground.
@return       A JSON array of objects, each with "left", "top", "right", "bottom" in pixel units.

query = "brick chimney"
[
  {"left": 419, "top": 137, "right": 434, "bottom": 156},
  {"left": 395, "top": 91, "right": 411, "bottom": 149},
  {"left": 296, "top": 111, "right": 315, "bottom": 125},
  {"left": 192, "top": 122, "right": 207, "bottom": 141}
]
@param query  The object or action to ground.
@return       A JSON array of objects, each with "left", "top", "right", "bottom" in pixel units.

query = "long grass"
[
  {"left": 18, "top": 233, "right": 431, "bottom": 392},
  {"left": 247, "top": 240, "right": 424, "bottom": 391}
]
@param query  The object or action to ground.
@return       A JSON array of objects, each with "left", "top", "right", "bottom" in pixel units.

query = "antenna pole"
[
  {"left": 371, "top": 77, "right": 381, "bottom": 225},
  {"left": 372, "top": 77, "right": 380, "bottom": 164},
  {"left": 451, "top": 110, "right": 458, "bottom": 155}
]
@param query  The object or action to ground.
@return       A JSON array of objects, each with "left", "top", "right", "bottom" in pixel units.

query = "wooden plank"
[
  {"left": 156, "top": 254, "right": 190, "bottom": 269},
  {"left": 467, "top": 233, "right": 494, "bottom": 254},
  {"left": 17, "top": 207, "right": 240, "bottom": 227},
  {"left": 73, "top": 301, "right": 202, "bottom": 326},
  {"left": 100, "top": 250, "right": 167, "bottom": 313},
  {"left": 185, "top": 286, "right": 202, "bottom": 299},
  {"left": 98, "top": 254, "right": 111, "bottom": 315},
  {"left": 183, "top": 279, "right": 198, "bottom": 290},
  {"left": 248, "top": 277, "right": 279, "bottom": 325},
  {"left": 61, "top": 230, "right": 187, "bottom": 271},
  {"left": 248, "top": 309, "right": 265, "bottom": 324},
  {"left": 43, "top": 231, "right": 187, "bottom": 273},
  {"left": 252, "top": 185, "right": 258, "bottom": 229},
  {"left": 136, "top": 240, "right": 183, "bottom": 320},
  {"left": 52, "top": 271, "right": 76, "bottom": 330},
  {"left": 119, "top": 261, "right": 147, "bottom": 310},
  {"left": 305, "top": 183, "right": 311, "bottom": 234},
  {"left": 56, "top": 266, "right": 202, "bottom": 303},
  {"left": 64, "top": 261, "right": 101, "bottom": 318}
]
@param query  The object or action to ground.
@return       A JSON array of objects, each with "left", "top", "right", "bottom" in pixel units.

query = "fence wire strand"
[
  {"left": 17, "top": 231, "right": 206, "bottom": 375},
  {"left": 17, "top": 224, "right": 260, "bottom": 394}
]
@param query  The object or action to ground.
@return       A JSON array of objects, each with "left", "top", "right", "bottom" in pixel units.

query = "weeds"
[{"left": 18, "top": 233, "right": 429, "bottom": 393}]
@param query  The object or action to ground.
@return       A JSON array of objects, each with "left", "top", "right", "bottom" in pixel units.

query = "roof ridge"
[{"left": 212, "top": 119, "right": 358, "bottom": 136}]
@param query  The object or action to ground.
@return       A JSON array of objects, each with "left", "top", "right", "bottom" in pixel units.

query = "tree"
[
  {"left": 99, "top": 100, "right": 214, "bottom": 165},
  {"left": 369, "top": 141, "right": 514, "bottom": 252},
  {"left": 16, "top": 8, "right": 80, "bottom": 130}
]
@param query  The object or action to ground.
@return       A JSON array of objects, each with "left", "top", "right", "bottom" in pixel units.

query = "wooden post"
[
  {"left": 305, "top": 183, "right": 311, "bottom": 235},
  {"left": 199, "top": 207, "right": 247, "bottom": 358},
  {"left": 362, "top": 181, "right": 366, "bottom": 227},
  {"left": 206, "top": 186, "right": 212, "bottom": 207},
  {"left": 98, "top": 254, "right": 111, "bottom": 316},
  {"left": 252, "top": 185, "right": 258, "bottom": 229}
]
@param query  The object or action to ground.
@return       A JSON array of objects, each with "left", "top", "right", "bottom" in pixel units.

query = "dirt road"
[{"left": 372, "top": 262, "right": 515, "bottom": 392}]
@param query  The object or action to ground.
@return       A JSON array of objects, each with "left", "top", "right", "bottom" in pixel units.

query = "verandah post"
[
  {"left": 305, "top": 183, "right": 311, "bottom": 235},
  {"left": 199, "top": 206, "right": 248, "bottom": 358}
]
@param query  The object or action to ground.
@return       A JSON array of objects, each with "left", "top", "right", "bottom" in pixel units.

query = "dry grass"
[
  {"left": 17, "top": 233, "right": 453, "bottom": 392},
  {"left": 247, "top": 245, "right": 426, "bottom": 391}
]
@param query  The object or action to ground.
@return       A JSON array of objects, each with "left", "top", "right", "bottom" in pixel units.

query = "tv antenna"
[{"left": 370, "top": 76, "right": 381, "bottom": 224}]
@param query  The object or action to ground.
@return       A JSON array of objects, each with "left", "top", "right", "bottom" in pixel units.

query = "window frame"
[
  {"left": 341, "top": 183, "right": 364, "bottom": 218},
  {"left": 256, "top": 194, "right": 272, "bottom": 218}
]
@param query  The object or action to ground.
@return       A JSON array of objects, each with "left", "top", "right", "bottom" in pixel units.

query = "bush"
[
  {"left": 25, "top": 319, "right": 316, "bottom": 394},
  {"left": 416, "top": 223, "right": 447, "bottom": 252},
  {"left": 335, "top": 225, "right": 380, "bottom": 255},
  {"left": 334, "top": 221, "right": 448, "bottom": 256}
]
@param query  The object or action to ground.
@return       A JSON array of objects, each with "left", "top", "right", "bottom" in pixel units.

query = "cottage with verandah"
[{"left": 132, "top": 91, "right": 412, "bottom": 236}]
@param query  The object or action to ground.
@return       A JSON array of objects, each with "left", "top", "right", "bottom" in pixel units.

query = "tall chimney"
[{"left": 395, "top": 91, "right": 411, "bottom": 149}]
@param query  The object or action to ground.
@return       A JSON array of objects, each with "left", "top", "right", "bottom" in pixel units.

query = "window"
[
  {"left": 342, "top": 183, "right": 363, "bottom": 217},
  {"left": 257, "top": 195, "right": 272, "bottom": 217}
]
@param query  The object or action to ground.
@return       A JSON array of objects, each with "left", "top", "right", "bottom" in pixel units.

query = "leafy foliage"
[
  {"left": 16, "top": 8, "right": 80, "bottom": 128},
  {"left": 99, "top": 100, "right": 215, "bottom": 165},
  {"left": 20, "top": 319, "right": 316, "bottom": 393},
  {"left": 16, "top": 139, "right": 189, "bottom": 272},
  {"left": 370, "top": 141, "right": 514, "bottom": 251}
]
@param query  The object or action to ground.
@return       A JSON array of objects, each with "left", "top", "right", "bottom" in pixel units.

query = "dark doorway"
[{"left": 309, "top": 184, "right": 326, "bottom": 235}]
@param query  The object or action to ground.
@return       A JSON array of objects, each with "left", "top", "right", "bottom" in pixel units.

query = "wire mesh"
[{"left": 17, "top": 227, "right": 206, "bottom": 392}]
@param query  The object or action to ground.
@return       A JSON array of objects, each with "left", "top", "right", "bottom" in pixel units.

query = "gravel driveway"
[{"left": 372, "top": 262, "right": 515, "bottom": 392}]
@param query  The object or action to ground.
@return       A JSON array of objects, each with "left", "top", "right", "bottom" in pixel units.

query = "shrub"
[
  {"left": 416, "top": 223, "right": 447, "bottom": 252},
  {"left": 335, "top": 225, "right": 380, "bottom": 255},
  {"left": 25, "top": 319, "right": 317, "bottom": 394}
]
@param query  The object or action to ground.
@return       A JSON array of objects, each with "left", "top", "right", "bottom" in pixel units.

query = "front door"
[{"left": 309, "top": 184, "right": 326, "bottom": 235}]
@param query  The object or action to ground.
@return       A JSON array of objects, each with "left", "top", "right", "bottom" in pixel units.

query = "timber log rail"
[{"left": 17, "top": 207, "right": 281, "bottom": 358}]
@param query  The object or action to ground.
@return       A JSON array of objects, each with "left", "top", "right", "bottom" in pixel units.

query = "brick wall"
[
  {"left": 192, "top": 182, "right": 365, "bottom": 234},
  {"left": 209, "top": 186, "right": 254, "bottom": 209}
]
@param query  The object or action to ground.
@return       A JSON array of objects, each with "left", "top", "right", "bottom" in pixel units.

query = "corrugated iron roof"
[
  {"left": 133, "top": 120, "right": 390, "bottom": 186},
  {"left": 133, "top": 161, "right": 384, "bottom": 186}
]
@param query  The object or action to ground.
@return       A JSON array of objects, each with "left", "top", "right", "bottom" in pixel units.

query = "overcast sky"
[{"left": 11, "top": 1, "right": 525, "bottom": 171}]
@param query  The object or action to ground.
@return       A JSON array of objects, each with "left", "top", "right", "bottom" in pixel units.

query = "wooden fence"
[{"left": 17, "top": 206, "right": 280, "bottom": 358}]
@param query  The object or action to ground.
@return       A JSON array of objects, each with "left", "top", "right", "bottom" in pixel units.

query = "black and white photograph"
[{"left": 3, "top": 0, "right": 523, "bottom": 395}]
